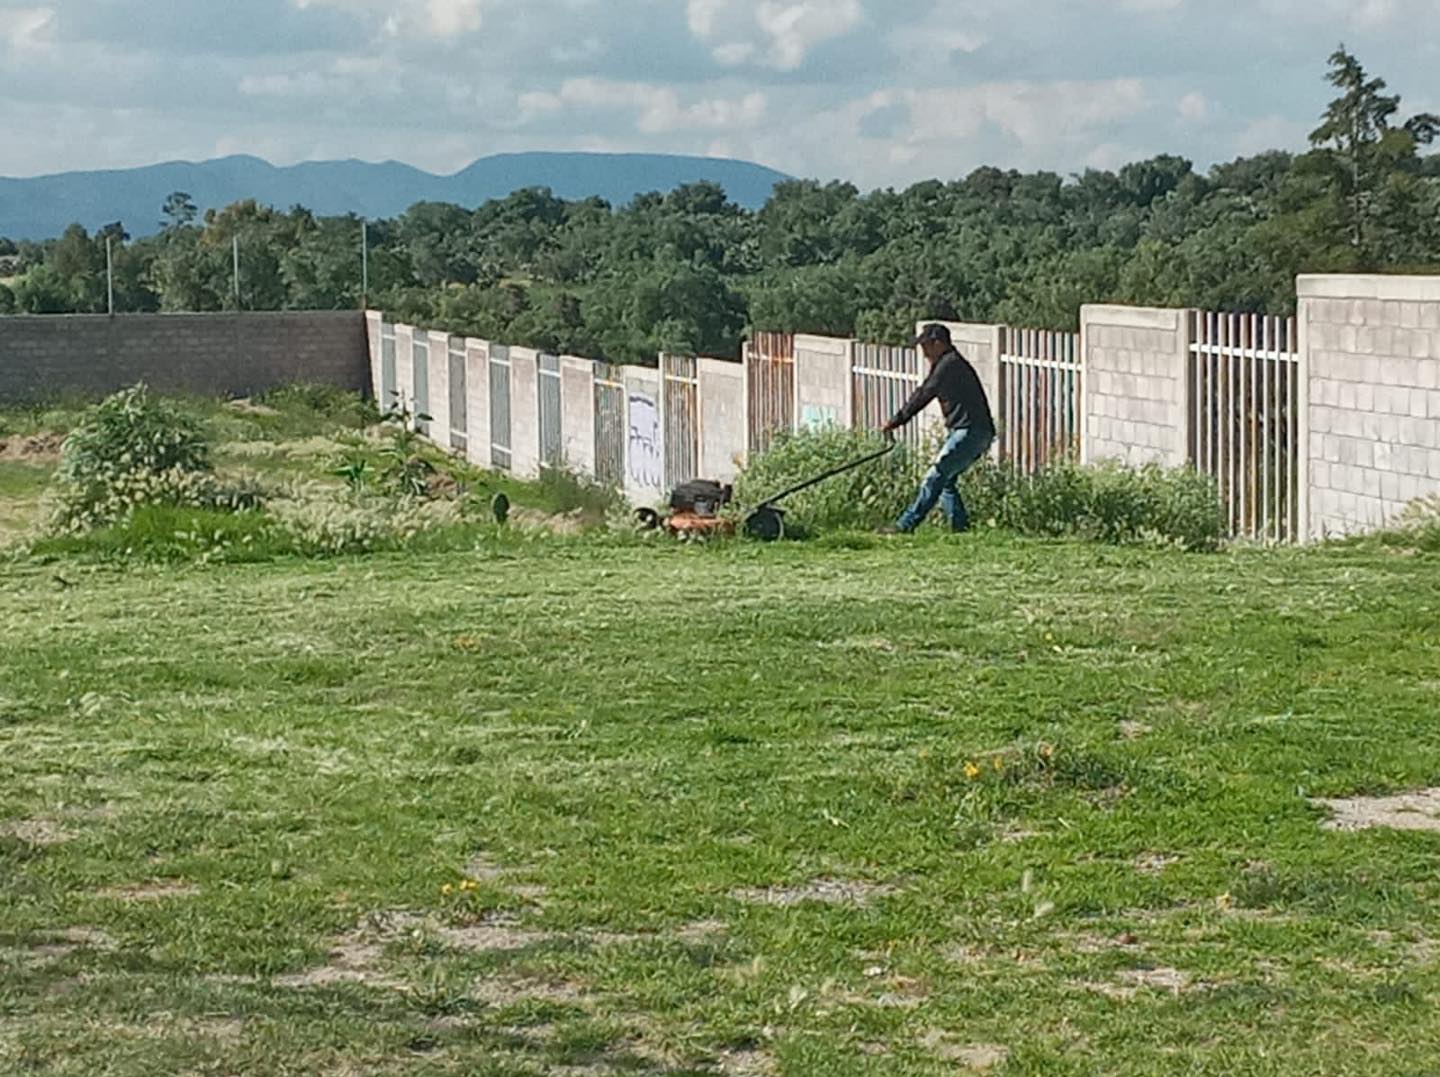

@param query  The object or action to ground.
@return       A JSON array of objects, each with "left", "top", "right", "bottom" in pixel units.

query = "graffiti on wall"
[
  {"left": 801, "top": 404, "right": 838, "bottom": 430},
  {"left": 627, "top": 392, "right": 662, "bottom": 489}
]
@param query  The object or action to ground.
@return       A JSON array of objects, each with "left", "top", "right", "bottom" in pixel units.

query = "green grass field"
[{"left": 4, "top": 520, "right": 1440, "bottom": 1074}]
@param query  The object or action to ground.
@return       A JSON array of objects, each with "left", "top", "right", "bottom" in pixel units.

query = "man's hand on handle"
[{"left": 881, "top": 421, "right": 898, "bottom": 445}]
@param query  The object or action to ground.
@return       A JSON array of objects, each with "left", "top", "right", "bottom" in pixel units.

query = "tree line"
[{"left": 2, "top": 49, "right": 1436, "bottom": 364}]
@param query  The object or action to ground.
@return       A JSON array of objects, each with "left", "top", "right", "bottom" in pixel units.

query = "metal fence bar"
[
  {"left": 1188, "top": 310, "right": 1301, "bottom": 543},
  {"left": 380, "top": 323, "right": 397, "bottom": 413},
  {"left": 489, "top": 344, "right": 512, "bottom": 471},
  {"left": 448, "top": 338, "right": 467, "bottom": 454},
  {"left": 746, "top": 332, "right": 795, "bottom": 456},
  {"left": 997, "top": 326, "right": 1082, "bottom": 475},
  {"left": 661, "top": 354, "right": 700, "bottom": 489},
  {"left": 413, "top": 335, "right": 430, "bottom": 435},
  {"left": 593, "top": 364, "right": 626, "bottom": 489},
  {"left": 538, "top": 352, "right": 563, "bottom": 470}
]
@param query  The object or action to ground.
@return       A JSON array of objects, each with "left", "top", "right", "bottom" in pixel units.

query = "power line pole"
[
  {"left": 105, "top": 236, "right": 114, "bottom": 316},
  {"left": 232, "top": 235, "right": 241, "bottom": 309},
  {"left": 361, "top": 219, "right": 369, "bottom": 310}
]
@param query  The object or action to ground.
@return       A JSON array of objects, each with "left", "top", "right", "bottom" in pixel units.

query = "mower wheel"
[
  {"left": 744, "top": 506, "right": 785, "bottom": 542},
  {"left": 635, "top": 507, "right": 662, "bottom": 531}
]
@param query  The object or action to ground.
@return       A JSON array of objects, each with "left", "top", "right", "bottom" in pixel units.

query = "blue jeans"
[{"left": 897, "top": 426, "right": 994, "bottom": 533}]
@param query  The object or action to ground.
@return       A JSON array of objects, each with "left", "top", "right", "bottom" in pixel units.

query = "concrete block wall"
[
  {"left": 426, "top": 330, "right": 452, "bottom": 448},
  {"left": 560, "top": 356, "right": 597, "bottom": 477},
  {"left": 698, "top": 357, "right": 746, "bottom": 483},
  {"left": 464, "top": 338, "right": 491, "bottom": 470},
  {"left": 1301, "top": 274, "right": 1440, "bottom": 538},
  {"left": 0, "top": 312, "right": 369, "bottom": 403},
  {"left": 1080, "top": 305, "right": 1188, "bottom": 468},
  {"left": 794, "top": 334, "right": 853, "bottom": 430},
  {"left": 624, "top": 365, "right": 664, "bottom": 506},
  {"left": 509, "top": 347, "right": 541, "bottom": 479}
]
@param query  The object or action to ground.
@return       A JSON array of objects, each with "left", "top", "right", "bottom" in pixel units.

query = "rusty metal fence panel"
[
  {"left": 594, "top": 363, "right": 626, "bottom": 489},
  {"left": 851, "top": 342, "right": 925, "bottom": 454},
  {"left": 998, "top": 328, "right": 1082, "bottom": 474},
  {"left": 745, "top": 331, "right": 795, "bottom": 456},
  {"left": 448, "top": 337, "right": 467, "bottom": 454},
  {"left": 661, "top": 354, "right": 700, "bottom": 489},
  {"left": 488, "top": 344, "right": 512, "bottom": 471},
  {"left": 1189, "top": 311, "right": 1301, "bottom": 543},
  {"left": 538, "top": 352, "right": 563, "bottom": 470}
]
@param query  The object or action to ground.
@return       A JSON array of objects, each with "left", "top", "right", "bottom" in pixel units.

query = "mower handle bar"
[{"left": 758, "top": 442, "right": 897, "bottom": 509}]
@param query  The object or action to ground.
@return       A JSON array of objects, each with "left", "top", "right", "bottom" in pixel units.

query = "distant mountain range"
[{"left": 0, "top": 152, "right": 794, "bottom": 241}]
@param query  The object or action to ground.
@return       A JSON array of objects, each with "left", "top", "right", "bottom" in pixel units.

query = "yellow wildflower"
[
  {"left": 441, "top": 883, "right": 454, "bottom": 897},
  {"left": 992, "top": 756, "right": 1004, "bottom": 772},
  {"left": 963, "top": 762, "right": 982, "bottom": 780},
  {"left": 459, "top": 879, "right": 478, "bottom": 892}
]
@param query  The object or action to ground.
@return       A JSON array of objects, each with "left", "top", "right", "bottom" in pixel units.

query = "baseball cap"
[{"left": 911, "top": 323, "right": 952, "bottom": 347}]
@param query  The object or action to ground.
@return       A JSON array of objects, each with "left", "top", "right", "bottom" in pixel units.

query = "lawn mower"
[{"left": 635, "top": 442, "right": 897, "bottom": 542}]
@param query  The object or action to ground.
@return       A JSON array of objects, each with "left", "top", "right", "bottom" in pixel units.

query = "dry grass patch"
[
  {"left": 1, "top": 817, "right": 75, "bottom": 846},
  {"left": 729, "top": 877, "right": 898, "bottom": 908},
  {"left": 919, "top": 1031, "right": 1010, "bottom": 1071},
  {"left": 94, "top": 881, "right": 200, "bottom": 902},
  {"left": 1313, "top": 788, "right": 1440, "bottom": 832}
]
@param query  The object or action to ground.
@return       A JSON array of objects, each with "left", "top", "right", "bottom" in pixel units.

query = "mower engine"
[{"left": 636, "top": 480, "right": 737, "bottom": 537}]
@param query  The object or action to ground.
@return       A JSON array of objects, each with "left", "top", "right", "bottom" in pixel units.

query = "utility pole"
[
  {"left": 105, "top": 236, "right": 114, "bottom": 316},
  {"left": 232, "top": 235, "right": 241, "bottom": 309},
  {"left": 361, "top": 219, "right": 369, "bottom": 310}
]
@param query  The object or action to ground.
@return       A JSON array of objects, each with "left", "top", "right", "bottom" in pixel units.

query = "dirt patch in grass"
[
  {"left": 919, "top": 1031, "right": 1010, "bottom": 1071},
  {"left": 730, "top": 878, "right": 898, "bottom": 908},
  {"left": 674, "top": 920, "right": 729, "bottom": 944},
  {"left": 472, "top": 975, "right": 589, "bottom": 1006},
  {"left": 1134, "top": 853, "right": 1181, "bottom": 875},
  {"left": 1313, "top": 788, "right": 1440, "bottom": 832},
  {"left": 0, "top": 432, "right": 63, "bottom": 462},
  {"left": 1082, "top": 965, "right": 1195, "bottom": 1000},
  {"left": 275, "top": 910, "right": 555, "bottom": 992},
  {"left": 2, "top": 817, "right": 75, "bottom": 846},
  {"left": 1119, "top": 721, "right": 1153, "bottom": 740},
  {"left": 95, "top": 881, "right": 200, "bottom": 902},
  {"left": 509, "top": 507, "right": 604, "bottom": 536},
  {"left": 716, "top": 1048, "right": 778, "bottom": 1076}
]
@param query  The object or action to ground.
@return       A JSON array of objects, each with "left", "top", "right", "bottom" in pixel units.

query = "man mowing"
[{"left": 879, "top": 323, "right": 996, "bottom": 534}]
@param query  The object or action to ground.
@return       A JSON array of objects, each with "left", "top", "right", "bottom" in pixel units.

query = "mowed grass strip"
[{"left": 2, "top": 533, "right": 1439, "bottom": 1075}]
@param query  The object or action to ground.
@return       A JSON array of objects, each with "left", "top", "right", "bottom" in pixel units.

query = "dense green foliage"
[{"left": 4, "top": 52, "right": 1437, "bottom": 361}]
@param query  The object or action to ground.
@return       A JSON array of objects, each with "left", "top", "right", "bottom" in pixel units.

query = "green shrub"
[
  {"left": 962, "top": 458, "right": 1225, "bottom": 551},
  {"left": 57, "top": 384, "right": 210, "bottom": 484},
  {"left": 732, "top": 426, "right": 925, "bottom": 535},
  {"left": 1366, "top": 496, "right": 1440, "bottom": 553}
]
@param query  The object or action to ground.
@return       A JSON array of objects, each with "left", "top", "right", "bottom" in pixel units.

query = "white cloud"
[
  {"left": 522, "top": 79, "right": 768, "bottom": 135},
  {"left": 897, "top": 79, "right": 1149, "bottom": 147},
  {"left": 295, "top": 0, "right": 486, "bottom": 38},
  {"left": 687, "top": 0, "right": 864, "bottom": 71},
  {"left": 1178, "top": 92, "right": 1211, "bottom": 121},
  {"left": 0, "top": 5, "right": 54, "bottom": 50}
]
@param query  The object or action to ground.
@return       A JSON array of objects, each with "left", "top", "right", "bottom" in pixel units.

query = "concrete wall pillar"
[
  {"left": 1079, "top": 305, "right": 1190, "bottom": 468},
  {"left": 509, "top": 346, "right": 541, "bottom": 479},
  {"left": 794, "top": 334, "right": 854, "bottom": 431},
  {"left": 560, "top": 355, "right": 597, "bottom": 478},
  {"left": 698, "top": 356, "right": 746, "bottom": 482},
  {"left": 624, "top": 365, "right": 664, "bottom": 505}
]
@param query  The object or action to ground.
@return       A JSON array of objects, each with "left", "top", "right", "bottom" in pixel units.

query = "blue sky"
[{"left": 2, "top": 0, "right": 1437, "bottom": 187}]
